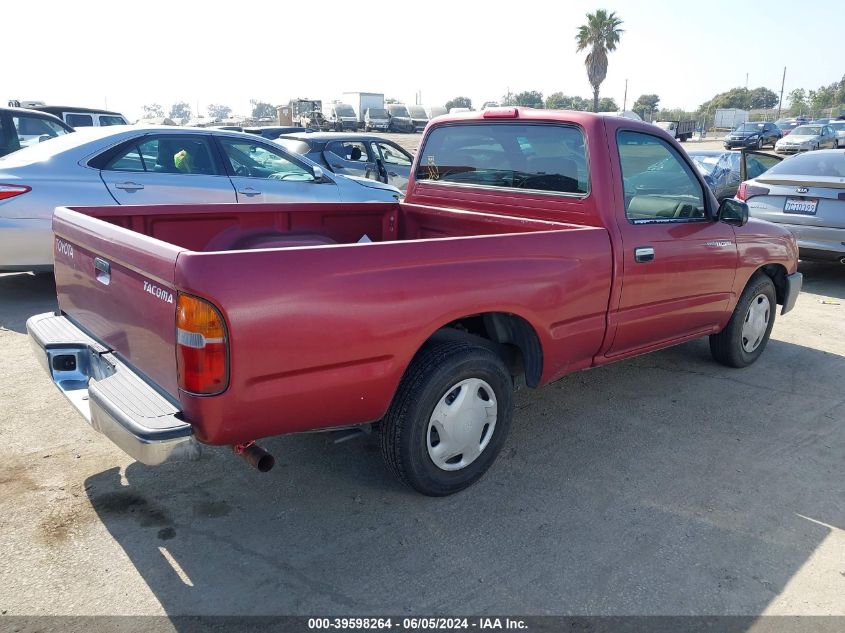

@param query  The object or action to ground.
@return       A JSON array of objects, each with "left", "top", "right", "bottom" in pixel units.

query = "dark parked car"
[
  {"left": 724, "top": 121, "right": 782, "bottom": 149},
  {"left": 243, "top": 126, "right": 311, "bottom": 139},
  {"left": 386, "top": 104, "right": 415, "bottom": 133},
  {"left": 626, "top": 149, "right": 781, "bottom": 202},
  {"left": 0, "top": 107, "right": 73, "bottom": 157},
  {"left": 276, "top": 132, "right": 413, "bottom": 191}
]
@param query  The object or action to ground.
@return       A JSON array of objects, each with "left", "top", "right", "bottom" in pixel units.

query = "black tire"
[
  {"left": 756, "top": 137, "right": 763, "bottom": 149},
  {"left": 380, "top": 340, "right": 513, "bottom": 496},
  {"left": 709, "top": 273, "right": 777, "bottom": 368}
]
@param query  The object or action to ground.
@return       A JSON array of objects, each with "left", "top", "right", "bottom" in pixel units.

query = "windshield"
[
  {"left": 367, "top": 108, "right": 388, "bottom": 118},
  {"left": 275, "top": 139, "right": 311, "bottom": 155},
  {"left": 777, "top": 121, "right": 799, "bottom": 130},
  {"left": 688, "top": 154, "right": 723, "bottom": 177},
  {"left": 791, "top": 126, "right": 822, "bottom": 136},
  {"left": 388, "top": 105, "right": 410, "bottom": 118},
  {"left": 408, "top": 106, "right": 427, "bottom": 118},
  {"left": 335, "top": 105, "right": 355, "bottom": 117},
  {"left": 765, "top": 152, "right": 845, "bottom": 177},
  {"left": 735, "top": 123, "right": 765, "bottom": 133}
]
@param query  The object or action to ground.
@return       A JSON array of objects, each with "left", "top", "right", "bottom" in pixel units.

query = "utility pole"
[
  {"left": 777, "top": 66, "right": 786, "bottom": 119},
  {"left": 623, "top": 79, "right": 628, "bottom": 112},
  {"left": 745, "top": 73, "right": 749, "bottom": 110}
]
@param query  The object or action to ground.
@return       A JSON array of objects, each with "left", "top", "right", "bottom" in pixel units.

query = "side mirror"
[
  {"left": 312, "top": 165, "right": 325, "bottom": 181},
  {"left": 718, "top": 198, "right": 749, "bottom": 227}
]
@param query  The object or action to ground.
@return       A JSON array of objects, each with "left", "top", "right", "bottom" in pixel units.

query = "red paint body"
[{"left": 51, "top": 110, "right": 798, "bottom": 446}]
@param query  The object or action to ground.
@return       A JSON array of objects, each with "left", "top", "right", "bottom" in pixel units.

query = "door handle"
[
  {"left": 114, "top": 181, "right": 144, "bottom": 191},
  {"left": 237, "top": 187, "right": 261, "bottom": 196},
  {"left": 634, "top": 246, "right": 655, "bottom": 263}
]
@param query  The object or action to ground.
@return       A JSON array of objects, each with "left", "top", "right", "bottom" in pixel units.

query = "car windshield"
[
  {"left": 777, "top": 121, "right": 799, "bottom": 130},
  {"left": 368, "top": 108, "right": 388, "bottom": 118},
  {"left": 735, "top": 123, "right": 765, "bottom": 132},
  {"left": 335, "top": 105, "right": 355, "bottom": 117},
  {"left": 388, "top": 105, "right": 410, "bottom": 117},
  {"left": 408, "top": 106, "right": 427, "bottom": 118},
  {"left": 0, "top": 126, "right": 110, "bottom": 164},
  {"left": 275, "top": 139, "right": 311, "bottom": 155},
  {"left": 764, "top": 152, "right": 845, "bottom": 177},
  {"left": 688, "top": 154, "right": 723, "bottom": 177},
  {"left": 792, "top": 126, "right": 822, "bottom": 135}
]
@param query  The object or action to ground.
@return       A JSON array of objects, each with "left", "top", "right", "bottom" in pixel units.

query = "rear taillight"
[
  {"left": 176, "top": 294, "right": 229, "bottom": 395},
  {"left": 0, "top": 184, "right": 31, "bottom": 201},
  {"left": 736, "top": 182, "right": 769, "bottom": 202}
]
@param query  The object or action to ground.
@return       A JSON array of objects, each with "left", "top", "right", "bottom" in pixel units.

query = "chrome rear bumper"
[{"left": 27, "top": 312, "right": 200, "bottom": 465}]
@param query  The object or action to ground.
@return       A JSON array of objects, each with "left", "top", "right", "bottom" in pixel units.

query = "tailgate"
[{"left": 52, "top": 206, "right": 186, "bottom": 397}]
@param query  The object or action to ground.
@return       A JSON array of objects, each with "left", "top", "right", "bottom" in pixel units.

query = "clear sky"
[{"left": 4, "top": 0, "right": 843, "bottom": 121}]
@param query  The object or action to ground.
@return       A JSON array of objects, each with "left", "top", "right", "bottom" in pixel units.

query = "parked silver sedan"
[
  {"left": 830, "top": 120, "right": 845, "bottom": 148},
  {"left": 739, "top": 149, "right": 845, "bottom": 262},
  {"left": 774, "top": 124, "right": 837, "bottom": 154},
  {"left": 0, "top": 126, "right": 400, "bottom": 271}
]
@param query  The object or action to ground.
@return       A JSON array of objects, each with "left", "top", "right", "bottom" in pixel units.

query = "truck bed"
[{"left": 52, "top": 201, "right": 612, "bottom": 445}]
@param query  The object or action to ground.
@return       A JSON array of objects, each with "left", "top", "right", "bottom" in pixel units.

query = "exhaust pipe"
[
  {"left": 233, "top": 442, "right": 274, "bottom": 472},
  {"left": 840, "top": 257, "right": 845, "bottom": 265}
]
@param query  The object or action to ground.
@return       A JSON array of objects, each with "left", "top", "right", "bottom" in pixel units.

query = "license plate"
[{"left": 783, "top": 198, "right": 818, "bottom": 215}]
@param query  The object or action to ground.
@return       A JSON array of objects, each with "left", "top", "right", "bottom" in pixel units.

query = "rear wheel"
[
  {"left": 756, "top": 137, "right": 763, "bottom": 149},
  {"left": 710, "top": 273, "right": 776, "bottom": 368},
  {"left": 380, "top": 341, "right": 513, "bottom": 496}
]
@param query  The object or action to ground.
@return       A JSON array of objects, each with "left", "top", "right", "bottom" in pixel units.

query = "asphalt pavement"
[{"left": 0, "top": 260, "right": 843, "bottom": 616}]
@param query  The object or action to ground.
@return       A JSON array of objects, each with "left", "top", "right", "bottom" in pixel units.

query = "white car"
[
  {"left": 0, "top": 126, "right": 400, "bottom": 272},
  {"left": 774, "top": 124, "right": 837, "bottom": 154}
]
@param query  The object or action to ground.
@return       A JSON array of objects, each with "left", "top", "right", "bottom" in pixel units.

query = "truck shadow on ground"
[
  {"left": 83, "top": 333, "right": 845, "bottom": 617},
  {"left": 0, "top": 273, "right": 56, "bottom": 333},
  {"left": 798, "top": 260, "right": 845, "bottom": 300}
]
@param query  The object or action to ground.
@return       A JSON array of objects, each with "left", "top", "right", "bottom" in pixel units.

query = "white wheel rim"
[
  {"left": 426, "top": 378, "right": 498, "bottom": 471},
  {"left": 741, "top": 294, "right": 771, "bottom": 353}
]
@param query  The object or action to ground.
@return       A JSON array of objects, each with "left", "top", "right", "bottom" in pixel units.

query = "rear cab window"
[{"left": 416, "top": 123, "right": 589, "bottom": 195}]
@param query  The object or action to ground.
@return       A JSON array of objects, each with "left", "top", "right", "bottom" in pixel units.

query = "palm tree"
[{"left": 576, "top": 10, "right": 624, "bottom": 113}]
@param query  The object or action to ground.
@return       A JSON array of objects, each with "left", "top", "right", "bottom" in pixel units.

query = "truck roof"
[{"left": 430, "top": 107, "right": 662, "bottom": 135}]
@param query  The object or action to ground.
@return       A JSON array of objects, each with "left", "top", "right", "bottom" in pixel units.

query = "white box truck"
[
  {"left": 715, "top": 108, "right": 749, "bottom": 130},
  {"left": 342, "top": 92, "right": 385, "bottom": 130}
]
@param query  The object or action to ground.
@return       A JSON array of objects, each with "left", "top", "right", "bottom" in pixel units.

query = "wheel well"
[
  {"left": 424, "top": 313, "right": 543, "bottom": 388},
  {"left": 759, "top": 264, "right": 789, "bottom": 305}
]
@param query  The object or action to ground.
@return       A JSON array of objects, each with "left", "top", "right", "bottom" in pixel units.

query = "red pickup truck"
[{"left": 28, "top": 108, "right": 802, "bottom": 495}]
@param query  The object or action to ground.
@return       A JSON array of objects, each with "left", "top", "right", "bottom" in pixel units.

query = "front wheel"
[
  {"left": 756, "top": 138, "right": 763, "bottom": 149},
  {"left": 709, "top": 273, "right": 776, "bottom": 368},
  {"left": 380, "top": 341, "right": 513, "bottom": 496}
]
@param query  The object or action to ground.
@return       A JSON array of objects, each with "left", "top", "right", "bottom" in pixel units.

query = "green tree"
[
  {"left": 748, "top": 87, "right": 778, "bottom": 110},
  {"left": 632, "top": 94, "right": 660, "bottom": 119},
  {"left": 445, "top": 96, "right": 472, "bottom": 110},
  {"left": 544, "top": 93, "right": 591, "bottom": 110},
  {"left": 787, "top": 88, "right": 807, "bottom": 116},
  {"left": 142, "top": 103, "right": 164, "bottom": 119},
  {"left": 169, "top": 101, "right": 191, "bottom": 121},
  {"left": 598, "top": 97, "right": 618, "bottom": 112},
  {"left": 250, "top": 99, "right": 276, "bottom": 119},
  {"left": 512, "top": 91, "right": 544, "bottom": 108},
  {"left": 207, "top": 104, "right": 232, "bottom": 120},
  {"left": 575, "top": 9, "right": 624, "bottom": 112}
]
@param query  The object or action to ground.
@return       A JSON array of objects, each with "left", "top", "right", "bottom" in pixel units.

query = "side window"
[
  {"left": 326, "top": 141, "right": 368, "bottom": 162},
  {"left": 416, "top": 123, "right": 589, "bottom": 195},
  {"left": 618, "top": 130, "right": 706, "bottom": 222},
  {"left": 745, "top": 153, "right": 780, "bottom": 180},
  {"left": 12, "top": 115, "right": 69, "bottom": 148},
  {"left": 105, "top": 143, "right": 146, "bottom": 171},
  {"left": 374, "top": 142, "right": 412, "bottom": 166},
  {"left": 102, "top": 136, "right": 220, "bottom": 175},
  {"left": 0, "top": 115, "right": 21, "bottom": 154},
  {"left": 65, "top": 113, "right": 94, "bottom": 127},
  {"left": 219, "top": 138, "right": 313, "bottom": 181},
  {"left": 99, "top": 115, "right": 127, "bottom": 126}
]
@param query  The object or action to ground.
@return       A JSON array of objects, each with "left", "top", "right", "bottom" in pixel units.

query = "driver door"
[
  {"left": 216, "top": 136, "right": 341, "bottom": 203},
  {"left": 607, "top": 130, "right": 738, "bottom": 358},
  {"left": 322, "top": 140, "right": 376, "bottom": 181}
]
